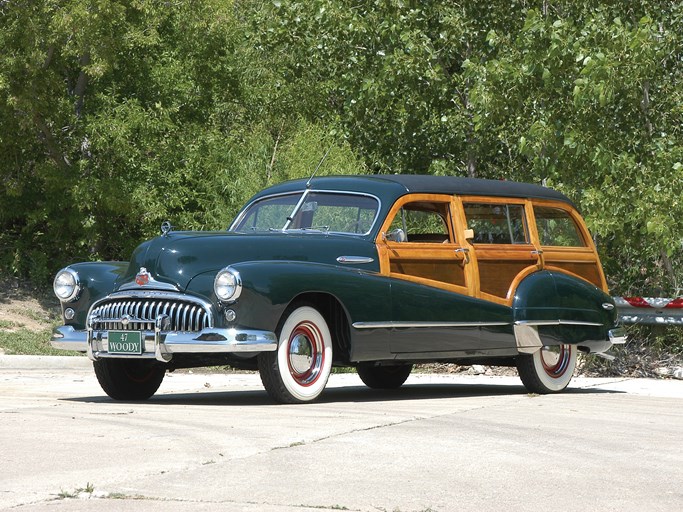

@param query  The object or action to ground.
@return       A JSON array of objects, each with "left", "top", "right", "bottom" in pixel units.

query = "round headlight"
[
  {"left": 53, "top": 268, "right": 81, "bottom": 302},
  {"left": 214, "top": 267, "right": 242, "bottom": 302}
]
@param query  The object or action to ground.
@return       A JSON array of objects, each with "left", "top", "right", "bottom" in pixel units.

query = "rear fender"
[{"left": 512, "top": 271, "right": 616, "bottom": 351}]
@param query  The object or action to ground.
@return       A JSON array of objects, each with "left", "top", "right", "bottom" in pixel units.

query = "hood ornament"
[
  {"left": 135, "top": 267, "right": 151, "bottom": 286},
  {"left": 161, "top": 221, "right": 173, "bottom": 237}
]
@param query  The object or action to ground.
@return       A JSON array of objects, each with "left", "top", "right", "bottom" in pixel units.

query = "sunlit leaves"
[{"left": 1, "top": 0, "right": 682, "bottom": 296}]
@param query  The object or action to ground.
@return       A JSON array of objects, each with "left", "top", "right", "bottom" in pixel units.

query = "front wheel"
[
  {"left": 516, "top": 344, "right": 577, "bottom": 394},
  {"left": 258, "top": 305, "right": 333, "bottom": 403},
  {"left": 357, "top": 363, "right": 413, "bottom": 389},
  {"left": 93, "top": 359, "right": 166, "bottom": 400}
]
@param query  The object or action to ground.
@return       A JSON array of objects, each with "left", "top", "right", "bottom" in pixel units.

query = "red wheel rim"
[
  {"left": 540, "top": 344, "right": 572, "bottom": 378},
  {"left": 286, "top": 321, "right": 325, "bottom": 387}
]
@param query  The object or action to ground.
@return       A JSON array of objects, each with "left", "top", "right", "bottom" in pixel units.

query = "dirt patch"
[{"left": 0, "top": 279, "right": 60, "bottom": 333}]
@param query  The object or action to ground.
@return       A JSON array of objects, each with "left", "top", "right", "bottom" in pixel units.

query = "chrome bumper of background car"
[
  {"left": 51, "top": 325, "right": 277, "bottom": 362},
  {"left": 613, "top": 296, "right": 683, "bottom": 325},
  {"left": 608, "top": 327, "right": 627, "bottom": 345}
]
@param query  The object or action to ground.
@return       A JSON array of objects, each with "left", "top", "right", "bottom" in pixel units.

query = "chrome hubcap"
[
  {"left": 289, "top": 334, "right": 314, "bottom": 374},
  {"left": 286, "top": 321, "right": 325, "bottom": 386}
]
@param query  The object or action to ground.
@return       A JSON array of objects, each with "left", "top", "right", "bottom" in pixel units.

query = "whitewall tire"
[
  {"left": 258, "top": 305, "right": 333, "bottom": 403},
  {"left": 516, "top": 344, "right": 577, "bottom": 394}
]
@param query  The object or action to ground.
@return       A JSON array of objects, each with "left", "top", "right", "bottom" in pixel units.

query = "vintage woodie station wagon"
[{"left": 52, "top": 174, "right": 625, "bottom": 403}]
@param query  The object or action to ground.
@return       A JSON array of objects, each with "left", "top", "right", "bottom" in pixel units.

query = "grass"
[
  {"left": 0, "top": 320, "right": 23, "bottom": 329},
  {"left": 58, "top": 483, "right": 95, "bottom": 499},
  {"left": 0, "top": 327, "right": 75, "bottom": 356}
]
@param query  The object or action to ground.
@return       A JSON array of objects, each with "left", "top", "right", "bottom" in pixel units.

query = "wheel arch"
[
  {"left": 228, "top": 260, "right": 389, "bottom": 363},
  {"left": 286, "top": 292, "right": 352, "bottom": 365}
]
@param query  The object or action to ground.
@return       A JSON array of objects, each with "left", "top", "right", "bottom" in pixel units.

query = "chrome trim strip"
[
  {"left": 52, "top": 325, "right": 277, "bottom": 362},
  {"left": 352, "top": 321, "right": 510, "bottom": 329},
  {"left": 514, "top": 320, "right": 604, "bottom": 327},
  {"left": 337, "top": 256, "right": 375, "bottom": 264}
]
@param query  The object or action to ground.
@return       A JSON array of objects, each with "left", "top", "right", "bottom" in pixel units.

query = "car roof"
[{"left": 252, "top": 174, "right": 575, "bottom": 206}]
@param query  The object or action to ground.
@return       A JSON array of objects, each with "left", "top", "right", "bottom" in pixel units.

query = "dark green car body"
[{"left": 51, "top": 175, "right": 625, "bottom": 400}]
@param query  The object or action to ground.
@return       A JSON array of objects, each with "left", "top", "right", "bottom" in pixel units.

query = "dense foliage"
[{"left": 1, "top": 0, "right": 682, "bottom": 303}]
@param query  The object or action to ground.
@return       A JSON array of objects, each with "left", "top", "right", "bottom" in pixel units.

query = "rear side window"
[
  {"left": 534, "top": 206, "right": 586, "bottom": 247},
  {"left": 464, "top": 203, "right": 528, "bottom": 244}
]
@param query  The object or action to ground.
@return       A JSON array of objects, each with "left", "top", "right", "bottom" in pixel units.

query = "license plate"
[{"left": 108, "top": 331, "right": 143, "bottom": 355}]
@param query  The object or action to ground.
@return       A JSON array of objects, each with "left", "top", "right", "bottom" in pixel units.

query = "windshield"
[{"left": 232, "top": 191, "right": 380, "bottom": 235}]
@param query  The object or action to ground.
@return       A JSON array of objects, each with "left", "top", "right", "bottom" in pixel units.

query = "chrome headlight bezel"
[
  {"left": 214, "top": 267, "right": 242, "bottom": 303},
  {"left": 53, "top": 268, "right": 81, "bottom": 302}
]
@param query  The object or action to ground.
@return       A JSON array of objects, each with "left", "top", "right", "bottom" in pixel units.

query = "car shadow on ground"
[{"left": 63, "top": 381, "right": 622, "bottom": 407}]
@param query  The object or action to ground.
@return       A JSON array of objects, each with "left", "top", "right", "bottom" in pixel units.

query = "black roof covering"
[
  {"left": 250, "top": 174, "right": 575, "bottom": 208},
  {"left": 375, "top": 174, "right": 574, "bottom": 205}
]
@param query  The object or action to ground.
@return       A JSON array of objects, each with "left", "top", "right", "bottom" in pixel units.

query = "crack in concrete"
[
  {"left": 270, "top": 399, "right": 525, "bottom": 452},
  {"left": 39, "top": 492, "right": 361, "bottom": 511}
]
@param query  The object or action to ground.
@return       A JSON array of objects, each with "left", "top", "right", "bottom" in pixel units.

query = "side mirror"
[{"left": 384, "top": 228, "right": 407, "bottom": 243}]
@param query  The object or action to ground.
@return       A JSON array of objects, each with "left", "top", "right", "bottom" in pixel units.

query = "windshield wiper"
[{"left": 286, "top": 226, "right": 330, "bottom": 233}]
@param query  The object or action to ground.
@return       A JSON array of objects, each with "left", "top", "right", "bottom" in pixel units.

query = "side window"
[
  {"left": 464, "top": 203, "right": 528, "bottom": 244},
  {"left": 236, "top": 193, "right": 301, "bottom": 231},
  {"left": 534, "top": 206, "right": 586, "bottom": 247},
  {"left": 388, "top": 202, "right": 451, "bottom": 243},
  {"left": 288, "top": 193, "right": 379, "bottom": 234}
]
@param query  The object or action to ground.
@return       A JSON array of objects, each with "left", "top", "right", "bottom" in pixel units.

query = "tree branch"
[
  {"left": 32, "top": 110, "right": 70, "bottom": 170},
  {"left": 640, "top": 79, "right": 653, "bottom": 137},
  {"left": 267, "top": 121, "right": 284, "bottom": 182},
  {"left": 74, "top": 53, "right": 91, "bottom": 118}
]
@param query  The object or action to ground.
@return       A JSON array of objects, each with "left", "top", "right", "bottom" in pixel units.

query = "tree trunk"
[
  {"left": 32, "top": 111, "right": 70, "bottom": 170},
  {"left": 74, "top": 53, "right": 91, "bottom": 118},
  {"left": 640, "top": 79, "right": 653, "bottom": 137}
]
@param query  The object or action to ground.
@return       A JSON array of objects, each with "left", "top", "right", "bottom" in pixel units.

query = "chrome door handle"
[{"left": 455, "top": 248, "right": 470, "bottom": 264}]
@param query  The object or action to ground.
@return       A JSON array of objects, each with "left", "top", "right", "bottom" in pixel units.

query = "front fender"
[
  {"left": 224, "top": 261, "right": 391, "bottom": 333},
  {"left": 58, "top": 262, "right": 129, "bottom": 328}
]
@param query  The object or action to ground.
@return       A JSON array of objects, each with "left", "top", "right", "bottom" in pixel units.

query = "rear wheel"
[
  {"left": 357, "top": 363, "right": 413, "bottom": 389},
  {"left": 93, "top": 359, "right": 166, "bottom": 400},
  {"left": 516, "top": 344, "right": 577, "bottom": 394},
  {"left": 258, "top": 305, "right": 333, "bottom": 403}
]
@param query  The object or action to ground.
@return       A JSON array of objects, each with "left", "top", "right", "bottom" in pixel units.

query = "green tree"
[
  {"left": 248, "top": 0, "right": 683, "bottom": 296},
  {"left": 0, "top": 0, "right": 365, "bottom": 280}
]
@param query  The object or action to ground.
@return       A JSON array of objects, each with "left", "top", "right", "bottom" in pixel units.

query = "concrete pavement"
[{"left": 1, "top": 355, "right": 682, "bottom": 511}]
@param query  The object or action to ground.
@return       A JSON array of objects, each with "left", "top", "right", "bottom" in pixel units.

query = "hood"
[{"left": 117, "top": 231, "right": 376, "bottom": 291}]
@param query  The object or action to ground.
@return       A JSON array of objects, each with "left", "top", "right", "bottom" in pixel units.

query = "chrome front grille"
[{"left": 89, "top": 296, "right": 212, "bottom": 332}]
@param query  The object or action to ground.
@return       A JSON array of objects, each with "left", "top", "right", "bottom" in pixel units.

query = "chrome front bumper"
[{"left": 51, "top": 325, "right": 277, "bottom": 363}]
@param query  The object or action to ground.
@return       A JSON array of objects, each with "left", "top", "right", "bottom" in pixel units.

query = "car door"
[
  {"left": 375, "top": 195, "right": 509, "bottom": 355},
  {"left": 458, "top": 198, "right": 543, "bottom": 304}
]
